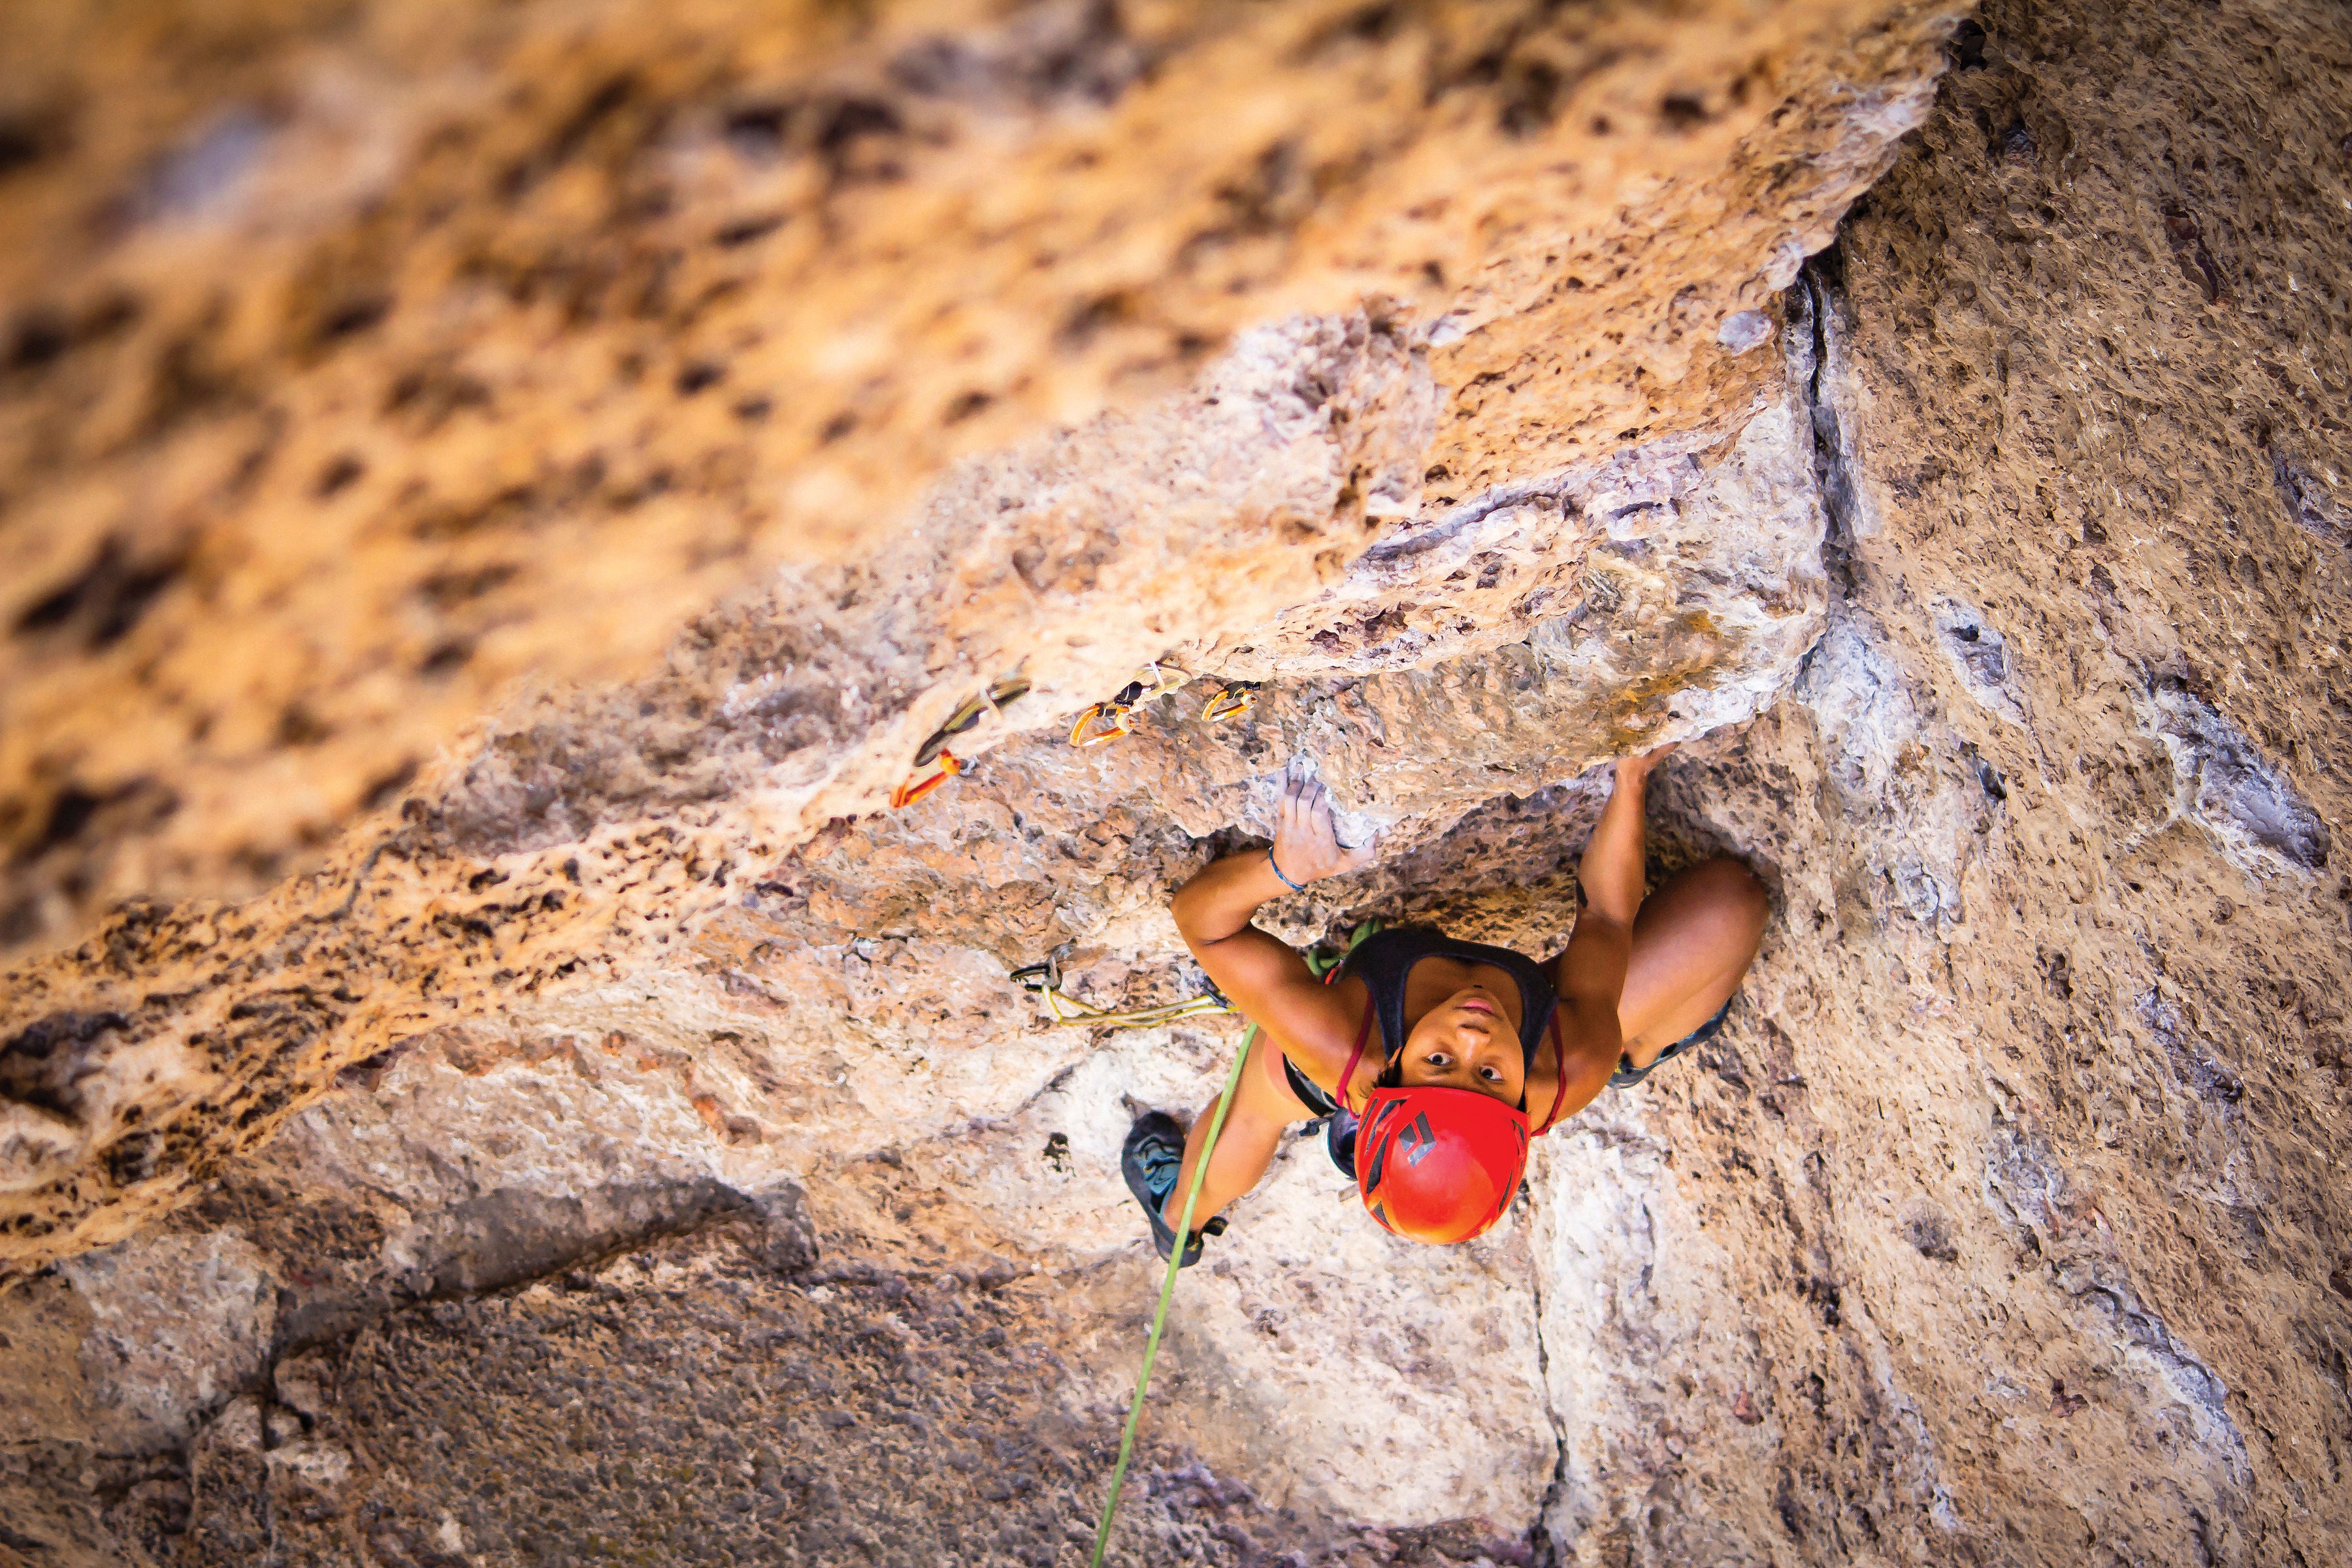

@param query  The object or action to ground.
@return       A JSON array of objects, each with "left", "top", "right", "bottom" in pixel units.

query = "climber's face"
[{"left": 1397, "top": 985, "right": 1525, "bottom": 1106}]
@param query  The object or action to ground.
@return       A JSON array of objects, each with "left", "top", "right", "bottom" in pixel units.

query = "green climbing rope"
[
  {"left": 1086, "top": 1018, "right": 1253, "bottom": 1568},
  {"left": 1086, "top": 919, "right": 1380, "bottom": 1566}
]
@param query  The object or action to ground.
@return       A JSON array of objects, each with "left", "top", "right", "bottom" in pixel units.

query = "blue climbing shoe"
[
  {"left": 1122, "top": 1112, "right": 1211, "bottom": 1267},
  {"left": 1609, "top": 997, "right": 1735, "bottom": 1089}
]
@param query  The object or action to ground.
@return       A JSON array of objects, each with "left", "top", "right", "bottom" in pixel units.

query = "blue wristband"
[{"left": 1267, "top": 849, "right": 1307, "bottom": 892}]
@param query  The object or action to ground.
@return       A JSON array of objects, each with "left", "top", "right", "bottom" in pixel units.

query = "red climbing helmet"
[{"left": 1355, "top": 1086, "right": 1529, "bottom": 1245}]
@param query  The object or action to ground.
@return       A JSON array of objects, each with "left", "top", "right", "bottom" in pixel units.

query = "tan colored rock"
[
  {"left": 0, "top": 0, "right": 1952, "bottom": 958},
  {"left": 1517, "top": 3, "right": 2352, "bottom": 1559},
  {"left": 0, "top": 0, "right": 1961, "bottom": 1277}
]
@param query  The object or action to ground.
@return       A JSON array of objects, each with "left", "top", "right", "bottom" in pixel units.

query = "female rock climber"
[{"left": 1123, "top": 745, "right": 1769, "bottom": 1259}]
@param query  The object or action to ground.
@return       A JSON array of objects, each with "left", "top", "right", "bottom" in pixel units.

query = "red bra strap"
[
  {"left": 1533, "top": 1010, "right": 1571, "bottom": 1136},
  {"left": 1336, "top": 1002, "right": 1376, "bottom": 1115}
]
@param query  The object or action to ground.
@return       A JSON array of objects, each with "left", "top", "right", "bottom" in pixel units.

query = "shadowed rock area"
[{"left": 3, "top": 0, "right": 2351, "bottom": 1565}]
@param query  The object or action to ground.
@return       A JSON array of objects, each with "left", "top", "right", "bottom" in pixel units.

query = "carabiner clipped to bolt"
[
  {"left": 890, "top": 750, "right": 965, "bottom": 809},
  {"left": 1009, "top": 956, "right": 1063, "bottom": 994},
  {"left": 1008, "top": 953, "right": 1234, "bottom": 1030},
  {"left": 1201, "top": 682, "right": 1258, "bottom": 723},
  {"left": 1068, "top": 661, "right": 1190, "bottom": 749}
]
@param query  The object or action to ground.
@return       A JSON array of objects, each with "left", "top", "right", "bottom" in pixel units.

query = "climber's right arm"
[{"left": 1170, "top": 773, "right": 1372, "bottom": 1056}]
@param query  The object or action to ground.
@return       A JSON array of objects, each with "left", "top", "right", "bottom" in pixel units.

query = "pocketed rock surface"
[
  {"left": 4, "top": 1, "right": 2352, "bottom": 1565},
  {"left": 0, "top": 0, "right": 1954, "bottom": 962},
  {"left": 0, "top": 0, "right": 1962, "bottom": 1281}
]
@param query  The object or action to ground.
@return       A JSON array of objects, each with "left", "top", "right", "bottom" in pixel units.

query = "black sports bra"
[
  {"left": 1338, "top": 928, "right": 1559, "bottom": 1074},
  {"left": 1298, "top": 927, "right": 1569, "bottom": 1175}
]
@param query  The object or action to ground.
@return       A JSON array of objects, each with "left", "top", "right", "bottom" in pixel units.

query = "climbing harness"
[
  {"left": 1200, "top": 681, "right": 1258, "bottom": 723},
  {"left": 1009, "top": 956, "right": 1234, "bottom": 1030},
  {"left": 1068, "top": 661, "right": 1190, "bottom": 747},
  {"left": 890, "top": 675, "right": 1030, "bottom": 810},
  {"left": 1086, "top": 917, "right": 1379, "bottom": 1567}
]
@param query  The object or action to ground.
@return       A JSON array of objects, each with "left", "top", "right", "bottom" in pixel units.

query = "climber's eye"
[
  {"left": 1480, "top": 1064, "right": 1502, "bottom": 1082},
  {"left": 1425, "top": 1051, "right": 1452, "bottom": 1068}
]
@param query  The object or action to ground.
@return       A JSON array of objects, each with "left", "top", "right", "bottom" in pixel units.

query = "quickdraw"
[
  {"left": 891, "top": 675, "right": 1030, "bottom": 809},
  {"left": 1009, "top": 956, "right": 1233, "bottom": 1030},
  {"left": 1200, "top": 681, "right": 1258, "bottom": 723},
  {"left": 889, "top": 750, "right": 964, "bottom": 809},
  {"left": 1069, "top": 661, "right": 1190, "bottom": 748},
  {"left": 917, "top": 676, "right": 1031, "bottom": 766}
]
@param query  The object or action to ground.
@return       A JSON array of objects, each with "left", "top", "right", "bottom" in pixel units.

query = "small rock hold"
[
  {"left": 751, "top": 1184, "right": 820, "bottom": 1275},
  {"left": 2145, "top": 680, "right": 2330, "bottom": 869},
  {"left": 1716, "top": 310, "right": 1772, "bottom": 355},
  {"left": 1952, "top": 19, "right": 1988, "bottom": 70},
  {"left": 2274, "top": 453, "right": 2350, "bottom": 546},
  {"left": 1901, "top": 1203, "right": 1960, "bottom": 1264}
]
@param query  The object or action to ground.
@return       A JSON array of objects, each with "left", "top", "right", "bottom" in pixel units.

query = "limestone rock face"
[
  {"left": 0, "top": 0, "right": 1953, "bottom": 962},
  {"left": 4, "top": 1, "right": 2352, "bottom": 1567},
  {"left": 0, "top": 0, "right": 1962, "bottom": 1277}
]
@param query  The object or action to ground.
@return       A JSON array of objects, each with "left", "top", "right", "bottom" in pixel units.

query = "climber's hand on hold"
[
  {"left": 1168, "top": 770, "right": 1379, "bottom": 1083},
  {"left": 1613, "top": 740, "right": 1678, "bottom": 790},
  {"left": 1270, "top": 772, "right": 1377, "bottom": 886}
]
